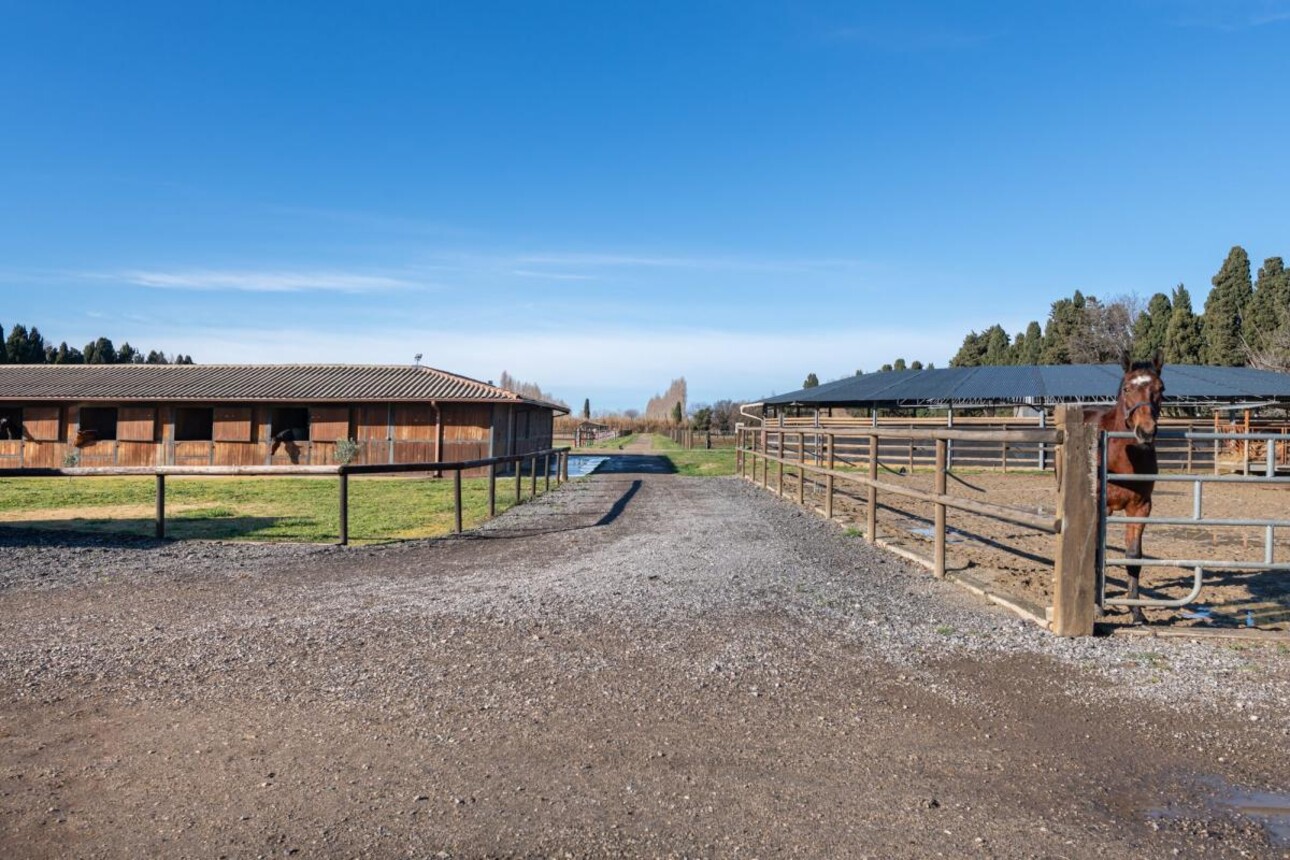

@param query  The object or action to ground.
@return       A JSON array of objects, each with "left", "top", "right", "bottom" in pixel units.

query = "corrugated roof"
[
  {"left": 763, "top": 364, "right": 1290, "bottom": 407},
  {"left": 0, "top": 364, "right": 567, "bottom": 410}
]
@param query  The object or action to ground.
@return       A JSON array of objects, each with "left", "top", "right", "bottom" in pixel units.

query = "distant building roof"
[
  {"left": 0, "top": 364, "right": 568, "bottom": 411},
  {"left": 763, "top": 364, "right": 1290, "bottom": 409}
]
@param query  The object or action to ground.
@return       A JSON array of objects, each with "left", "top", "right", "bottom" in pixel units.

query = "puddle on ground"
[
  {"left": 565, "top": 456, "right": 608, "bottom": 478},
  {"left": 1154, "top": 777, "right": 1290, "bottom": 846},
  {"left": 1215, "top": 788, "right": 1290, "bottom": 845},
  {"left": 908, "top": 526, "right": 967, "bottom": 544}
]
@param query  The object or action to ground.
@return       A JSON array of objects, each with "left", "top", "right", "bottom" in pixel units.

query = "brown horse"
[{"left": 1083, "top": 353, "right": 1165, "bottom": 624}]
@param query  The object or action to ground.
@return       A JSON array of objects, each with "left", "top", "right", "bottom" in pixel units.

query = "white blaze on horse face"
[{"left": 1129, "top": 374, "right": 1154, "bottom": 387}]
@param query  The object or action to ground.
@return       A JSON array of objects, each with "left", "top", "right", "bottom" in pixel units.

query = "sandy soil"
[
  {"left": 781, "top": 466, "right": 1290, "bottom": 630},
  {"left": 1, "top": 465, "right": 1288, "bottom": 858}
]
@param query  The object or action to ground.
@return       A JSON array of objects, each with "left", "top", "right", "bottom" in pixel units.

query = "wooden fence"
[
  {"left": 737, "top": 407, "right": 1099, "bottom": 636},
  {"left": 767, "top": 414, "right": 1290, "bottom": 473},
  {"left": 0, "top": 447, "right": 572, "bottom": 547},
  {"left": 665, "top": 429, "right": 739, "bottom": 449}
]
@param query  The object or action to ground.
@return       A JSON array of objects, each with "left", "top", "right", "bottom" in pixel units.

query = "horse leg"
[{"left": 1124, "top": 518, "right": 1147, "bottom": 625}]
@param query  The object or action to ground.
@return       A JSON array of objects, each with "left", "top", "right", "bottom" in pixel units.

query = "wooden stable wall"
[{"left": 0, "top": 401, "right": 557, "bottom": 471}]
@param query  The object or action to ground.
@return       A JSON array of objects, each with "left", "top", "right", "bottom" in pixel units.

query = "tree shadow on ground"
[
  {"left": 0, "top": 516, "right": 298, "bottom": 546},
  {"left": 468, "top": 477, "right": 646, "bottom": 540},
  {"left": 591, "top": 455, "right": 677, "bottom": 475}
]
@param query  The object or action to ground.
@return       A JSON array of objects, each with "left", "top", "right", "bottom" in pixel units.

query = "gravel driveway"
[{"left": 1, "top": 461, "right": 1287, "bottom": 858}]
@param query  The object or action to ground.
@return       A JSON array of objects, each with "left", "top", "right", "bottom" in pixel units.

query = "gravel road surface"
[{"left": 1, "top": 460, "right": 1287, "bottom": 858}]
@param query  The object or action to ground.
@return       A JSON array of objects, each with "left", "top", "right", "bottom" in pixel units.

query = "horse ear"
[
  {"left": 1153, "top": 350, "right": 1164, "bottom": 374},
  {"left": 1120, "top": 350, "right": 1132, "bottom": 372}
]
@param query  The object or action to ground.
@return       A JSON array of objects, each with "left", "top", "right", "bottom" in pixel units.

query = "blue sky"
[{"left": 2, "top": 1, "right": 1289, "bottom": 410}]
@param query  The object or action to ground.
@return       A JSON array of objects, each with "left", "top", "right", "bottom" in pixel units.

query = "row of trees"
[
  {"left": 799, "top": 360, "right": 935, "bottom": 389},
  {"left": 1, "top": 323, "right": 195, "bottom": 366},
  {"left": 644, "top": 377, "right": 687, "bottom": 422},
  {"left": 950, "top": 247, "right": 1290, "bottom": 370},
  {"left": 497, "top": 370, "right": 569, "bottom": 410}
]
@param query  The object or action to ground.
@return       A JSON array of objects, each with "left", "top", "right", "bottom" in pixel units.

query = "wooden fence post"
[
  {"left": 338, "top": 471, "right": 349, "bottom": 546},
  {"left": 777, "top": 431, "right": 784, "bottom": 497},
  {"left": 934, "top": 439, "right": 947, "bottom": 578},
  {"left": 825, "top": 434, "right": 834, "bottom": 521},
  {"left": 155, "top": 473, "right": 166, "bottom": 539},
  {"left": 515, "top": 457, "right": 522, "bottom": 504},
  {"left": 797, "top": 432, "right": 805, "bottom": 505},
  {"left": 1052, "top": 405, "right": 1098, "bottom": 636},
  {"left": 866, "top": 434, "right": 878, "bottom": 542},
  {"left": 544, "top": 453, "right": 551, "bottom": 492},
  {"left": 488, "top": 461, "right": 497, "bottom": 517},
  {"left": 453, "top": 467, "right": 463, "bottom": 533},
  {"left": 530, "top": 455, "right": 538, "bottom": 499}
]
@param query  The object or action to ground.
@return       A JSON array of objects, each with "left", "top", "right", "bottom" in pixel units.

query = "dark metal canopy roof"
[
  {"left": 763, "top": 364, "right": 1290, "bottom": 409},
  {"left": 0, "top": 364, "right": 568, "bottom": 411}
]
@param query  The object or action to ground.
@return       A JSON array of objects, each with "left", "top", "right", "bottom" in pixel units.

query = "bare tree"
[{"left": 1068, "top": 294, "right": 1143, "bottom": 364}]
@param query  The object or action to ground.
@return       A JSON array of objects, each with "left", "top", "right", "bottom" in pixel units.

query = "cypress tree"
[
  {"left": 582, "top": 398, "right": 591, "bottom": 419},
  {"left": 0, "top": 325, "right": 5, "bottom": 364},
  {"left": 802, "top": 372, "right": 820, "bottom": 388},
  {"left": 1246, "top": 257, "right": 1290, "bottom": 354},
  {"left": 950, "top": 331, "right": 985, "bottom": 367},
  {"left": 1203, "top": 246, "right": 1253, "bottom": 365},
  {"left": 1164, "top": 284, "right": 1204, "bottom": 364},
  {"left": 86, "top": 337, "right": 116, "bottom": 364},
  {"left": 6, "top": 324, "right": 32, "bottom": 363},
  {"left": 671, "top": 401, "right": 683, "bottom": 425},
  {"left": 1131, "top": 292, "right": 1172, "bottom": 362},
  {"left": 1021, "top": 321, "right": 1044, "bottom": 364},
  {"left": 981, "top": 325, "right": 1011, "bottom": 365},
  {"left": 1041, "top": 291, "right": 1086, "bottom": 364}
]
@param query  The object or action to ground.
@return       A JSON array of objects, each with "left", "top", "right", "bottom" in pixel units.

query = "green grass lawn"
[
  {"left": 645, "top": 434, "right": 738, "bottom": 477},
  {"left": 0, "top": 474, "right": 538, "bottom": 544},
  {"left": 578, "top": 433, "right": 638, "bottom": 450}
]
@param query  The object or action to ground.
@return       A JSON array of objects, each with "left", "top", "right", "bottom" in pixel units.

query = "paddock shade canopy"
[{"left": 762, "top": 364, "right": 1290, "bottom": 409}]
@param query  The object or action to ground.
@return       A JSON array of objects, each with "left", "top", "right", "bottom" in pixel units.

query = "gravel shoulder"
[{"left": 1, "top": 463, "right": 1288, "bottom": 858}]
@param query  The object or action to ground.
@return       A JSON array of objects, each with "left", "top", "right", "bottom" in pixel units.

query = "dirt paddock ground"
[
  {"left": 2, "top": 463, "right": 1289, "bottom": 858},
  {"left": 778, "top": 466, "right": 1290, "bottom": 631}
]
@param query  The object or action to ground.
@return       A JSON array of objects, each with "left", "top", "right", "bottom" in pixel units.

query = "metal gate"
[{"left": 1097, "top": 429, "right": 1290, "bottom": 615}]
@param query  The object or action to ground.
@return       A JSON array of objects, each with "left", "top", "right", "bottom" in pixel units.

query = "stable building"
[{"left": 0, "top": 364, "right": 567, "bottom": 470}]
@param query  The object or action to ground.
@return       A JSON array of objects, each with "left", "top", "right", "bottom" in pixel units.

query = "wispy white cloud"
[
  {"left": 514, "top": 252, "right": 867, "bottom": 273},
  {"left": 511, "top": 269, "right": 599, "bottom": 281},
  {"left": 1169, "top": 0, "right": 1290, "bottom": 30},
  {"left": 97, "top": 269, "right": 421, "bottom": 293}
]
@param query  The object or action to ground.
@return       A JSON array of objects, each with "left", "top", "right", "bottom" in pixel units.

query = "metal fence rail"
[{"left": 1099, "top": 430, "right": 1290, "bottom": 612}]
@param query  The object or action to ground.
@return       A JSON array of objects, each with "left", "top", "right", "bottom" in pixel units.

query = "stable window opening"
[
  {"left": 175, "top": 407, "right": 214, "bottom": 441},
  {"left": 0, "top": 407, "right": 21, "bottom": 440},
  {"left": 269, "top": 407, "right": 310, "bottom": 442},
  {"left": 78, "top": 407, "right": 118, "bottom": 442}
]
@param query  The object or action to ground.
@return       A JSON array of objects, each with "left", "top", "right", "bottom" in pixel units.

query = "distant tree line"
[
  {"left": 948, "top": 246, "right": 1290, "bottom": 371},
  {"left": 1, "top": 323, "right": 194, "bottom": 365},
  {"left": 686, "top": 400, "right": 745, "bottom": 433},
  {"left": 645, "top": 377, "right": 687, "bottom": 423},
  {"left": 497, "top": 370, "right": 569, "bottom": 410}
]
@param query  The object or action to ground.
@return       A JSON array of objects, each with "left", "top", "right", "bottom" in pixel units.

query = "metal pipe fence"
[{"left": 1098, "top": 430, "right": 1290, "bottom": 612}]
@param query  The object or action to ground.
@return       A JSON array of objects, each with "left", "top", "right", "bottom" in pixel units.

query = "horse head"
[{"left": 1119, "top": 351, "right": 1165, "bottom": 445}]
